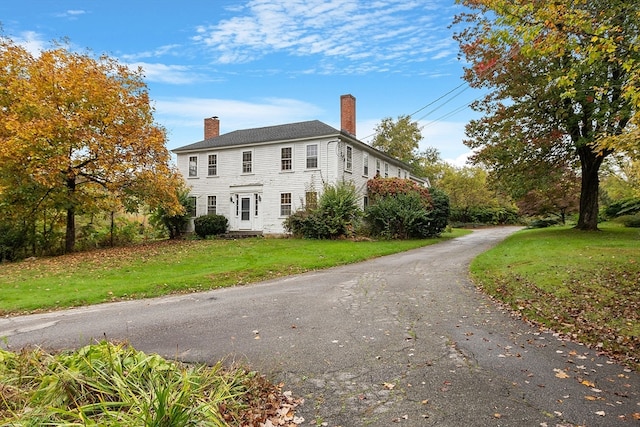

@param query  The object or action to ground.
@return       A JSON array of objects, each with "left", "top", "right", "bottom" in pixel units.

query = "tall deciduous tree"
[
  {"left": 372, "top": 115, "right": 422, "bottom": 163},
  {"left": 454, "top": 0, "right": 639, "bottom": 230},
  {"left": 371, "top": 115, "right": 443, "bottom": 181},
  {"left": 0, "top": 39, "right": 183, "bottom": 253}
]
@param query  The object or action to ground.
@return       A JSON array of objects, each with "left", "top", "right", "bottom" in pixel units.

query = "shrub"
[
  {"left": 427, "top": 187, "right": 451, "bottom": 234},
  {"left": 0, "top": 221, "right": 28, "bottom": 262},
  {"left": 527, "top": 218, "right": 560, "bottom": 228},
  {"left": 283, "top": 181, "right": 361, "bottom": 239},
  {"left": 149, "top": 189, "right": 191, "bottom": 239},
  {"left": 604, "top": 198, "right": 640, "bottom": 218},
  {"left": 613, "top": 214, "right": 640, "bottom": 228},
  {"left": 364, "top": 178, "right": 450, "bottom": 239},
  {"left": 194, "top": 214, "right": 228, "bottom": 238},
  {"left": 367, "top": 176, "right": 431, "bottom": 202},
  {"left": 449, "top": 206, "right": 519, "bottom": 225},
  {"left": 365, "top": 192, "right": 430, "bottom": 239}
]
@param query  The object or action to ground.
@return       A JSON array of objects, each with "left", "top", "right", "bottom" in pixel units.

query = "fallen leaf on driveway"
[{"left": 553, "top": 369, "right": 570, "bottom": 379}]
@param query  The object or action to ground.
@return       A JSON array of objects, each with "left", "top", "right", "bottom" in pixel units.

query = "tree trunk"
[
  {"left": 575, "top": 146, "right": 604, "bottom": 231},
  {"left": 110, "top": 211, "right": 115, "bottom": 247},
  {"left": 65, "top": 177, "right": 76, "bottom": 253}
]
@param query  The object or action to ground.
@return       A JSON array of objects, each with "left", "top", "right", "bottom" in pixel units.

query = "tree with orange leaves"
[{"left": 0, "top": 38, "right": 184, "bottom": 254}]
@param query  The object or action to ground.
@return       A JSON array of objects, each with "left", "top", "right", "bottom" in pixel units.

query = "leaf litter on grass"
[{"left": 485, "top": 265, "right": 640, "bottom": 370}]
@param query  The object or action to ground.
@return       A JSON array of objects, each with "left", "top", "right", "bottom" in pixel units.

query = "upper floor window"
[
  {"left": 207, "top": 196, "right": 216, "bottom": 215},
  {"left": 242, "top": 151, "right": 252, "bottom": 173},
  {"left": 281, "top": 147, "right": 292, "bottom": 171},
  {"left": 188, "top": 156, "right": 198, "bottom": 177},
  {"left": 306, "top": 144, "right": 318, "bottom": 169},
  {"left": 207, "top": 154, "right": 217, "bottom": 176},
  {"left": 345, "top": 146, "right": 353, "bottom": 172},
  {"left": 280, "top": 193, "right": 292, "bottom": 216},
  {"left": 363, "top": 152, "right": 369, "bottom": 176},
  {"left": 376, "top": 159, "right": 381, "bottom": 177}
]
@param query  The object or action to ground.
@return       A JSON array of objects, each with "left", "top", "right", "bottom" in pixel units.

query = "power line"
[
  {"left": 361, "top": 48, "right": 519, "bottom": 144},
  {"left": 407, "top": 81, "right": 469, "bottom": 119}
]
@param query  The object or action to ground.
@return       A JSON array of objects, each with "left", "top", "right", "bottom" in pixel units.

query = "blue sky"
[{"left": 1, "top": 0, "right": 484, "bottom": 165}]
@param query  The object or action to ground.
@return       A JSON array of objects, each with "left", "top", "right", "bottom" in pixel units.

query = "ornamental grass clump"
[{"left": 0, "top": 341, "right": 263, "bottom": 426}]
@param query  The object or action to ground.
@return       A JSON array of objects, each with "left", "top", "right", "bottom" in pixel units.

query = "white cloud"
[
  {"left": 192, "top": 0, "right": 456, "bottom": 73},
  {"left": 54, "top": 9, "right": 87, "bottom": 19},
  {"left": 10, "top": 31, "right": 47, "bottom": 56},
  {"left": 125, "top": 62, "right": 203, "bottom": 85},
  {"left": 155, "top": 96, "right": 324, "bottom": 145},
  {"left": 120, "top": 44, "right": 183, "bottom": 61},
  {"left": 419, "top": 120, "right": 473, "bottom": 166}
]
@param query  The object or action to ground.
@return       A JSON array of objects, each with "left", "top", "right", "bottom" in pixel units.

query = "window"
[
  {"left": 397, "top": 168, "right": 401, "bottom": 177},
  {"left": 306, "top": 191, "right": 318, "bottom": 210},
  {"left": 384, "top": 162, "right": 389, "bottom": 178},
  {"left": 306, "top": 144, "right": 318, "bottom": 169},
  {"left": 363, "top": 152, "right": 369, "bottom": 176},
  {"left": 241, "top": 197, "right": 250, "bottom": 221},
  {"left": 207, "top": 154, "right": 217, "bottom": 176},
  {"left": 281, "top": 147, "right": 292, "bottom": 171},
  {"left": 207, "top": 196, "right": 216, "bottom": 215},
  {"left": 188, "top": 156, "right": 198, "bottom": 177},
  {"left": 280, "top": 193, "right": 292, "bottom": 216},
  {"left": 255, "top": 193, "right": 259, "bottom": 216},
  {"left": 376, "top": 160, "right": 381, "bottom": 177},
  {"left": 187, "top": 196, "right": 197, "bottom": 217},
  {"left": 345, "top": 146, "right": 352, "bottom": 171},
  {"left": 242, "top": 151, "right": 252, "bottom": 173}
]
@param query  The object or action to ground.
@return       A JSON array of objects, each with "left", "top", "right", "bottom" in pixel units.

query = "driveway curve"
[{"left": 1, "top": 227, "right": 638, "bottom": 426}]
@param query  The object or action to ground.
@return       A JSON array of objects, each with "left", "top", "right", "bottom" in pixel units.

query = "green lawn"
[
  {"left": 0, "top": 231, "right": 468, "bottom": 315},
  {"left": 470, "top": 224, "right": 640, "bottom": 369}
]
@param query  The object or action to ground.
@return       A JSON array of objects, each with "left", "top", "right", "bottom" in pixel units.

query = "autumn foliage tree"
[
  {"left": 0, "top": 38, "right": 184, "bottom": 254},
  {"left": 454, "top": 0, "right": 640, "bottom": 230}
]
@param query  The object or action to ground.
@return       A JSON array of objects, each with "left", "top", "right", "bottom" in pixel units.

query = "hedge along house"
[{"left": 172, "top": 94, "right": 428, "bottom": 235}]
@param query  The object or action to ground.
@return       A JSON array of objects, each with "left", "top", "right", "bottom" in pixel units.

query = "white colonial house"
[{"left": 172, "top": 94, "right": 427, "bottom": 235}]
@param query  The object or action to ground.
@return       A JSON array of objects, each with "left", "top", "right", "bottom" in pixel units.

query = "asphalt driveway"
[{"left": 1, "top": 227, "right": 638, "bottom": 426}]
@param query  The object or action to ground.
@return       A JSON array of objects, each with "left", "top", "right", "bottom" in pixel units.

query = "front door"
[{"left": 239, "top": 196, "right": 252, "bottom": 230}]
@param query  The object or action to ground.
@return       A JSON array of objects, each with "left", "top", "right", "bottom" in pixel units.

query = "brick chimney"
[
  {"left": 340, "top": 94, "right": 356, "bottom": 136},
  {"left": 204, "top": 116, "right": 220, "bottom": 139}
]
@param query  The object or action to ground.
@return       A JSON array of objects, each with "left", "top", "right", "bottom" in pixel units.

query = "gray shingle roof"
[{"left": 172, "top": 120, "right": 341, "bottom": 152}]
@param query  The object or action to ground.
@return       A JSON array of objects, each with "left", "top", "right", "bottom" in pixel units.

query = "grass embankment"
[
  {"left": 470, "top": 224, "right": 640, "bottom": 369},
  {"left": 0, "top": 231, "right": 468, "bottom": 315}
]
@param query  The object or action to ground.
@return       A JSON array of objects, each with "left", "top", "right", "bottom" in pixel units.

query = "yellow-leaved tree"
[{"left": 0, "top": 38, "right": 184, "bottom": 254}]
